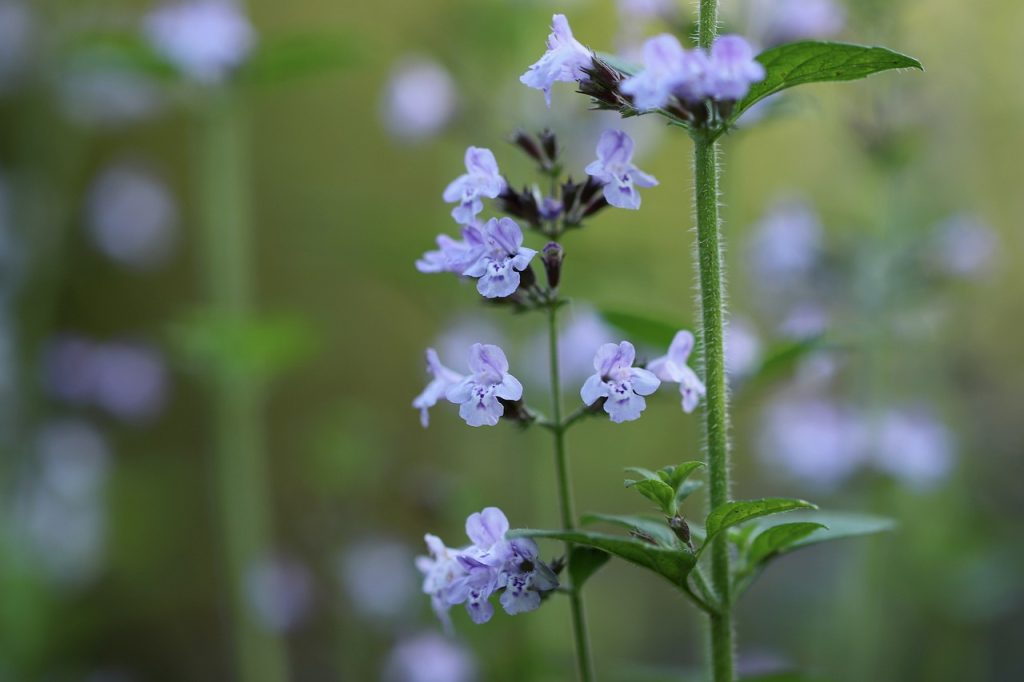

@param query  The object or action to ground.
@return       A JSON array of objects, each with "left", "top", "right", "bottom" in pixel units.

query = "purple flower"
[
  {"left": 446, "top": 344, "right": 523, "bottom": 427},
  {"left": 704, "top": 35, "right": 765, "bottom": 101},
  {"left": 413, "top": 348, "right": 465, "bottom": 427},
  {"left": 585, "top": 130, "right": 658, "bottom": 210},
  {"left": 416, "top": 223, "right": 487, "bottom": 275},
  {"left": 873, "top": 408, "right": 954, "bottom": 490},
  {"left": 382, "top": 56, "right": 458, "bottom": 142},
  {"left": 461, "top": 218, "right": 537, "bottom": 299},
  {"left": 930, "top": 213, "right": 997, "bottom": 278},
  {"left": 416, "top": 533, "right": 467, "bottom": 631},
  {"left": 144, "top": 0, "right": 256, "bottom": 84},
  {"left": 620, "top": 34, "right": 709, "bottom": 109},
  {"left": 747, "top": 198, "right": 823, "bottom": 283},
  {"left": 581, "top": 341, "right": 660, "bottom": 423},
  {"left": 750, "top": 0, "right": 846, "bottom": 48},
  {"left": 442, "top": 147, "right": 505, "bottom": 225},
  {"left": 416, "top": 507, "right": 557, "bottom": 629},
  {"left": 649, "top": 330, "right": 705, "bottom": 413},
  {"left": 520, "top": 14, "right": 593, "bottom": 107}
]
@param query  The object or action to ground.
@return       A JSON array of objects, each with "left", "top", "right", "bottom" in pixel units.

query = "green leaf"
[
  {"left": 240, "top": 33, "right": 358, "bottom": 85},
  {"left": 703, "top": 498, "right": 817, "bottom": 549},
  {"left": 660, "top": 461, "right": 706, "bottom": 491},
  {"left": 628, "top": 479, "right": 677, "bottom": 515},
  {"left": 600, "top": 309, "right": 688, "bottom": 350},
  {"left": 581, "top": 513, "right": 680, "bottom": 548},
  {"left": 757, "top": 511, "right": 895, "bottom": 551},
  {"left": 509, "top": 528, "right": 695, "bottom": 589},
  {"left": 746, "top": 522, "right": 827, "bottom": 566},
  {"left": 569, "top": 546, "right": 610, "bottom": 589},
  {"left": 623, "top": 467, "right": 662, "bottom": 484},
  {"left": 732, "top": 41, "right": 923, "bottom": 121}
]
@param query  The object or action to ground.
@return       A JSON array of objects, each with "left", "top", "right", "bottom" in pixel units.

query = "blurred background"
[{"left": 0, "top": 0, "right": 1022, "bottom": 681}]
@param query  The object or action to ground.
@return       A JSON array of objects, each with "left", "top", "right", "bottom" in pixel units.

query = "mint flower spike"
[
  {"left": 585, "top": 130, "right": 659, "bottom": 210},
  {"left": 446, "top": 344, "right": 524, "bottom": 427},
  {"left": 461, "top": 218, "right": 537, "bottom": 299},
  {"left": 520, "top": 14, "right": 593, "bottom": 106},
  {"left": 412, "top": 348, "right": 465, "bottom": 427},
  {"left": 580, "top": 341, "right": 661, "bottom": 423},
  {"left": 648, "top": 330, "right": 706, "bottom": 413},
  {"left": 443, "top": 147, "right": 506, "bottom": 225}
]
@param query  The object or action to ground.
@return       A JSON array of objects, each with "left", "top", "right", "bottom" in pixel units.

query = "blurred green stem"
[
  {"left": 695, "top": 0, "right": 736, "bottom": 680},
  {"left": 196, "top": 88, "right": 289, "bottom": 682},
  {"left": 548, "top": 301, "right": 595, "bottom": 682}
]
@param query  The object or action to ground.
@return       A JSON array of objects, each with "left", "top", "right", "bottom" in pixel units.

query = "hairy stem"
[
  {"left": 695, "top": 2, "right": 734, "bottom": 679},
  {"left": 197, "top": 89, "right": 289, "bottom": 682},
  {"left": 548, "top": 301, "right": 595, "bottom": 682}
]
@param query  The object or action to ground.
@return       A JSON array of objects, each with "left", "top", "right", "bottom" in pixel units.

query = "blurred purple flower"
[
  {"left": 144, "top": 0, "right": 256, "bottom": 84},
  {"left": 442, "top": 147, "right": 505, "bottom": 225},
  {"left": 0, "top": 0, "right": 35, "bottom": 94},
  {"left": 90, "top": 342, "right": 169, "bottom": 422},
  {"left": 759, "top": 396, "right": 867, "bottom": 489},
  {"left": 649, "top": 331, "right": 705, "bottom": 413},
  {"left": 446, "top": 343, "right": 523, "bottom": 427},
  {"left": 725, "top": 317, "right": 762, "bottom": 378},
  {"left": 245, "top": 555, "right": 313, "bottom": 634},
  {"left": 620, "top": 34, "right": 708, "bottom": 109},
  {"left": 382, "top": 57, "right": 458, "bottom": 141},
  {"left": 339, "top": 539, "right": 418, "bottom": 621},
  {"left": 384, "top": 632, "right": 477, "bottom": 682},
  {"left": 779, "top": 303, "right": 830, "bottom": 339},
  {"left": 43, "top": 337, "right": 169, "bottom": 422},
  {"left": 520, "top": 14, "right": 592, "bottom": 107},
  {"left": 581, "top": 341, "right": 660, "bottom": 422},
  {"left": 522, "top": 305, "right": 617, "bottom": 389},
  {"left": 750, "top": 0, "right": 846, "bottom": 47},
  {"left": 704, "top": 35, "right": 766, "bottom": 101},
  {"left": 873, "top": 408, "right": 954, "bottom": 490},
  {"left": 461, "top": 218, "right": 536, "bottom": 299},
  {"left": 747, "top": 198, "right": 823, "bottom": 283},
  {"left": 85, "top": 163, "right": 178, "bottom": 270},
  {"left": 413, "top": 348, "right": 465, "bottom": 427},
  {"left": 930, "top": 213, "right": 997, "bottom": 278},
  {"left": 617, "top": 0, "right": 674, "bottom": 21},
  {"left": 585, "top": 130, "right": 658, "bottom": 210}
]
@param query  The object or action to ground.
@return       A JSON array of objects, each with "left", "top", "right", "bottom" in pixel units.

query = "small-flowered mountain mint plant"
[{"left": 411, "top": 7, "right": 920, "bottom": 681}]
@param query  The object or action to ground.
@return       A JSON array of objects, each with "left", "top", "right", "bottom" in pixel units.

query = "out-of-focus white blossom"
[
  {"left": 144, "top": 0, "right": 256, "bottom": 84},
  {"left": 384, "top": 632, "right": 477, "bottom": 682},
  {"left": 872, "top": 408, "right": 954, "bottom": 490}
]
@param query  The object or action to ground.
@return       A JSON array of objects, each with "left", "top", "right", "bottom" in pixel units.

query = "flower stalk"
[
  {"left": 694, "top": 1, "right": 736, "bottom": 680},
  {"left": 547, "top": 298, "right": 595, "bottom": 682}
]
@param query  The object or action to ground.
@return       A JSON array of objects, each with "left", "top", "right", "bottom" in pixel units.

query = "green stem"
[
  {"left": 196, "top": 89, "right": 289, "bottom": 682},
  {"left": 548, "top": 302, "right": 595, "bottom": 682},
  {"left": 695, "top": 3, "right": 734, "bottom": 678}
]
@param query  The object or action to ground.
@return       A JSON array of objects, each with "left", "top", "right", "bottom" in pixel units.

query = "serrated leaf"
[
  {"left": 746, "top": 522, "right": 826, "bottom": 566},
  {"left": 703, "top": 498, "right": 817, "bottom": 550},
  {"left": 509, "top": 528, "right": 695, "bottom": 588},
  {"left": 732, "top": 41, "right": 923, "bottom": 122},
  {"left": 629, "top": 479, "right": 677, "bottom": 515},
  {"left": 600, "top": 309, "right": 688, "bottom": 350},
  {"left": 581, "top": 513, "right": 679, "bottom": 548},
  {"left": 569, "top": 546, "right": 610, "bottom": 589}
]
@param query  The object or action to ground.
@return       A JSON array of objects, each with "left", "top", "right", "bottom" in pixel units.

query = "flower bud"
[
  {"left": 541, "top": 242, "right": 564, "bottom": 290},
  {"left": 539, "top": 128, "right": 559, "bottom": 166},
  {"left": 668, "top": 515, "right": 694, "bottom": 550},
  {"left": 510, "top": 129, "right": 545, "bottom": 165},
  {"left": 518, "top": 263, "right": 537, "bottom": 291}
]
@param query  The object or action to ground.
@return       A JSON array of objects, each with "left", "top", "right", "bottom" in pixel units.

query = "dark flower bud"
[
  {"left": 498, "top": 397, "right": 536, "bottom": 426},
  {"left": 497, "top": 185, "right": 541, "bottom": 227},
  {"left": 518, "top": 263, "right": 537, "bottom": 290},
  {"left": 510, "top": 129, "right": 545, "bottom": 165},
  {"left": 668, "top": 515, "right": 694, "bottom": 550},
  {"left": 549, "top": 555, "right": 567, "bottom": 576},
  {"left": 539, "top": 128, "right": 559, "bottom": 166},
  {"left": 630, "top": 528, "right": 659, "bottom": 545},
  {"left": 578, "top": 56, "right": 636, "bottom": 114},
  {"left": 541, "top": 242, "right": 564, "bottom": 289}
]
